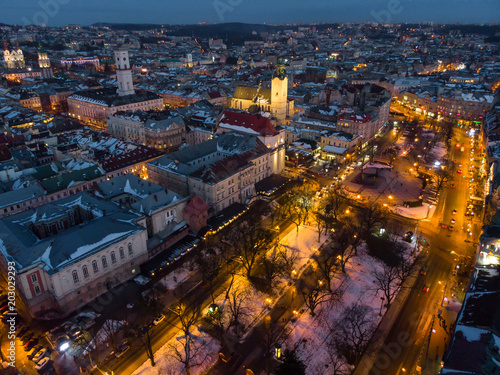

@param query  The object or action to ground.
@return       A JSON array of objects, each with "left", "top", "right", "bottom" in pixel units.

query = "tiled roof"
[
  {"left": 219, "top": 110, "right": 278, "bottom": 136},
  {"left": 100, "top": 145, "right": 163, "bottom": 172}
]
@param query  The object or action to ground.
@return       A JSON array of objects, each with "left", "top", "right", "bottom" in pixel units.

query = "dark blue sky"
[{"left": 2, "top": 0, "right": 498, "bottom": 26}]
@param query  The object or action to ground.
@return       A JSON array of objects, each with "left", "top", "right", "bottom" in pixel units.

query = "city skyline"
[{"left": 1, "top": 0, "right": 499, "bottom": 27}]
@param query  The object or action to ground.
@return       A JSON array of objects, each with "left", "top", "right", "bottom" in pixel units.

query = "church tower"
[
  {"left": 271, "top": 58, "right": 288, "bottom": 123},
  {"left": 38, "top": 45, "right": 53, "bottom": 79},
  {"left": 114, "top": 48, "right": 134, "bottom": 96}
]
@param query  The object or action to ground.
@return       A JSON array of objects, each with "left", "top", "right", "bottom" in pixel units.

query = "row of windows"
[{"left": 71, "top": 244, "right": 133, "bottom": 284}]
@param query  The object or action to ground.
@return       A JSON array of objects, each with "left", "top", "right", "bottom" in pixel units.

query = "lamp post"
[{"left": 379, "top": 297, "right": 385, "bottom": 316}]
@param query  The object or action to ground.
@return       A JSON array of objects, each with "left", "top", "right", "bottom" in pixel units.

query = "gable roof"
[
  {"left": 183, "top": 194, "right": 210, "bottom": 217},
  {"left": 219, "top": 110, "right": 278, "bottom": 136},
  {"left": 233, "top": 86, "right": 271, "bottom": 103}
]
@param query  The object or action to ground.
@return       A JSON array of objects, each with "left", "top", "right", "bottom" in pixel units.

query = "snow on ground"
[
  {"left": 430, "top": 141, "right": 448, "bottom": 160},
  {"left": 280, "top": 225, "right": 329, "bottom": 270},
  {"left": 133, "top": 326, "right": 220, "bottom": 375},
  {"left": 283, "top": 244, "right": 389, "bottom": 374},
  {"left": 159, "top": 264, "right": 192, "bottom": 289},
  {"left": 392, "top": 203, "right": 436, "bottom": 220}
]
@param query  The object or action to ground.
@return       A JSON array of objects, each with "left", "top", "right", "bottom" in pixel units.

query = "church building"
[
  {"left": 3, "top": 44, "right": 25, "bottom": 70},
  {"left": 230, "top": 58, "right": 294, "bottom": 124}
]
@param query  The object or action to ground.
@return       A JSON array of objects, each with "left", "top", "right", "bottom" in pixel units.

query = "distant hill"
[{"left": 91, "top": 22, "right": 339, "bottom": 45}]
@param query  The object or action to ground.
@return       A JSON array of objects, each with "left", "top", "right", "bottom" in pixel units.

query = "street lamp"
[{"left": 379, "top": 297, "right": 385, "bottom": 316}]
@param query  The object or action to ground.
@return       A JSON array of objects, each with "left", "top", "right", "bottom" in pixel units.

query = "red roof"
[
  {"left": 183, "top": 194, "right": 210, "bottom": 217},
  {"left": 219, "top": 110, "right": 278, "bottom": 136},
  {"left": 0, "top": 144, "right": 12, "bottom": 162},
  {"left": 338, "top": 112, "right": 372, "bottom": 123},
  {"left": 208, "top": 91, "right": 223, "bottom": 99}
]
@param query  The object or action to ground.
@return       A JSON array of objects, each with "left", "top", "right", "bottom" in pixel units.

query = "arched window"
[
  {"left": 111, "top": 251, "right": 116, "bottom": 264},
  {"left": 92, "top": 260, "right": 99, "bottom": 273},
  {"left": 128, "top": 243, "right": 133, "bottom": 256},
  {"left": 102, "top": 256, "right": 108, "bottom": 269},
  {"left": 82, "top": 266, "right": 89, "bottom": 279},
  {"left": 72, "top": 270, "right": 79, "bottom": 284},
  {"left": 119, "top": 247, "right": 125, "bottom": 259}
]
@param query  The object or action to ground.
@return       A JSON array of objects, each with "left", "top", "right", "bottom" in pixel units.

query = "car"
[
  {"left": 68, "top": 327, "right": 83, "bottom": 341},
  {"left": 449, "top": 225, "right": 455, "bottom": 231},
  {"left": 56, "top": 335, "right": 70, "bottom": 352},
  {"left": 27, "top": 345, "right": 44, "bottom": 360},
  {"left": 17, "top": 325, "right": 28, "bottom": 336},
  {"left": 114, "top": 344, "right": 131, "bottom": 358},
  {"left": 420, "top": 267, "right": 428, "bottom": 276},
  {"left": 24, "top": 337, "right": 39, "bottom": 351},
  {"left": 451, "top": 218, "right": 456, "bottom": 224},
  {"left": 453, "top": 160, "right": 457, "bottom": 163},
  {"left": 21, "top": 332, "right": 34, "bottom": 344},
  {"left": 459, "top": 163, "right": 462, "bottom": 167},
  {"left": 450, "top": 183, "right": 455, "bottom": 188},
  {"left": 423, "top": 285, "right": 430, "bottom": 293},
  {"left": 32, "top": 348, "right": 49, "bottom": 363},
  {"left": 452, "top": 209, "right": 457, "bottom": 215},
  {"left": 35, "top": 357, "right": 50, "bottom": 371},
  {"left": 152, "top": 314, "right": 165, "bottom": 326},
  {"left": 441, "top": 224, "right": 448, "bottom": 229},
  {"left": 457, "top": 169, "right": 462, "bottom": 174}
]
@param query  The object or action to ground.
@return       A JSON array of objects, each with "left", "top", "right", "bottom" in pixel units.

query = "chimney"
[
  {"left": 112, "top": 218, "right": 116, "bottom": 222},
  {"left": 148, "top": 182, "right": 151, "bottom": 186},
  {"left": 103, "top": 210, "right": 106, "bottom": 216},
  {"left": 154, "top": 195, "right": 157, "bottom": 202}
]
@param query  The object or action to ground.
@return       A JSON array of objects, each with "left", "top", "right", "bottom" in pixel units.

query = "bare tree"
[
  {"left": 314, "top": 246, "right": 340, "bottom": 292},
  {"left": 100, "top": 319, "right": 123, "bottom": 354},
  {"left": 259, "top": 315, "right": 283, "bottom": 375},
  {"left": 276, "top": 243, "right": 299, "bottom": 277},
  {"left": 334, "top": 224, "right": 360, "bottom": 273},
  {"left": 196, "top": 247, "right": 222, "bottom": 303},
  {"left": 225, "top": 221, "right": 272, "bottom": 278},
  {"left": 226, "top": 285, "right": 250, "bottom": 336},
  {"left": 371, "top": 261, "right": 402, "bottom": 308},
  {"left": 322, "top": 184, "right": 347, "bottom": 222},
  {"left": 434, "top": 166, "right": 452, "bottom": 195},
  {"left": 298, "top": 270, "right": 333, "bottom": 317},
  {"left": 170, "top": 301, "right": 204, "bottom": 374},
  {"left": 355, "top": 202, "right": 387, "bottom": 240},
  {"left": 334, "top": 303, "right": 376, "bottom": 365}
]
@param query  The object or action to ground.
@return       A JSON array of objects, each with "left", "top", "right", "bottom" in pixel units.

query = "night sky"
[{"left": 1, "top": 0, "right": 498, "bottom": 26}]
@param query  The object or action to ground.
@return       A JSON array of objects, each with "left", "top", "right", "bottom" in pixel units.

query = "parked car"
[
  {"left": 452, "top": 209, "right": 457, "bottom": 215},
  {"left": 68, "top": 327, "right": 83, "bottom": 341},
  {"left": 35, "top": 357, "right": 50, "bottom": 371},
  {"left": 114, "top": 344, "right": 130, "bottom": 358},
  {"left": 422, "top": 284, "right": 430, "bottom": 293},
  {"left": 24, "top": 337, "right": 39, "bottom": 351},
  {"left": 448, "top": 225, "right": 455, "bottom": 231},
  {"left": 21, "top": 332, "right": 34, "bottom": 344},
  {"left": 56, "top": 335, "right": 70, "bottom": 352},
  {"left": 420, "top": 267, "right": 428, "bottom": 276},
  {"left": 152, "top": 314, "right": 165, "bottom": 326},
  {"left": 33, "top": 348, "right": 49, "bottom": 363},
  {"left": 27, "top": 345, "right": 44, "bottom": 360}
]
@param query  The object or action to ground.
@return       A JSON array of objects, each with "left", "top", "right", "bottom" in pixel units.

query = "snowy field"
[
  {"left": 392, "top": 202, "right": 436, "bottom": 220},
  {"left": 283, "top": 244, "right": 392, "bottom": 374},
  {"left": 132, "top": 326, "right": 220, "bottom": 375}
]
